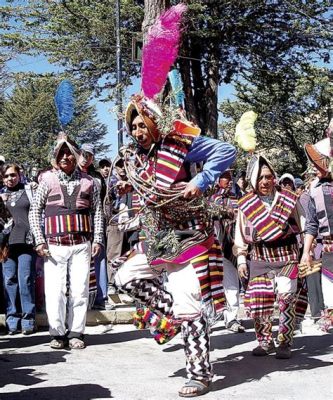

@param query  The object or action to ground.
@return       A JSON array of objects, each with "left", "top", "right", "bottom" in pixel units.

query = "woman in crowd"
[{"left": 0, "top": 163, "right": 36, "bottom": 335}]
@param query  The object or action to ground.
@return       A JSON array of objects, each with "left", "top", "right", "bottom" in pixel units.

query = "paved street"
[{"left": 0, "top": 320, "right": 332, "bottom": 400}]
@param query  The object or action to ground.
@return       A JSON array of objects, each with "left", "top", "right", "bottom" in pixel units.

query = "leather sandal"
[
  {"left": 68, "top": 338, "right": 85, "bottom": 350},
  {"left": 178, "top": 380, "right": 211, "bottom": 398},
  {"left": 50, "top": 338, "right": 66, "bottom": 349}
]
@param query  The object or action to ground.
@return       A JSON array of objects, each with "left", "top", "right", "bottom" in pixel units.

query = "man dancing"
[{"left": 113, "top": 95, "right": 236, "bottom": 397}]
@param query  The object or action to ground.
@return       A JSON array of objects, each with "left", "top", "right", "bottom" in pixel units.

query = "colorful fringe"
[
  {"left": 133, "top": 307, "right": 181, "bottom": 345},
  {"left": 277, "top": 293, "right": 296, "bottom": 345},
  {"left": 244, "top": 275, "right": 275, "bottom": 318},
  {"left": 191, "top": 239, "right": 225, "bottom": 315}
]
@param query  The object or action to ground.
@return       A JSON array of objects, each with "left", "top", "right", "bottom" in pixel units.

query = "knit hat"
[{"left": 279, "top": 173, "right": 295, "bottom": 188}]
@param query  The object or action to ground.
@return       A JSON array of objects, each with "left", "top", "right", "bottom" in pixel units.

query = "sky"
[{"left": 6, "top": 54, "right": 236, "bottom": 161}]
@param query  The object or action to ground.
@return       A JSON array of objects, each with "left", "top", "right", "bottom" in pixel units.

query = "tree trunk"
[{"left": 142, "top": 0, "right": 170, "bottom": 42}]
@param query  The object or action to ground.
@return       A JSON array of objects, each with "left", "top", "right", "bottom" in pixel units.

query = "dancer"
[
  {"left": 301, "top": 137, "right": 333, "bottom": 332},
  {"left": 234, "top": 155, "right": 304, "bottom": 359},
  {"left": 113, "top": 94, "right": 236, "bottom": 397}
]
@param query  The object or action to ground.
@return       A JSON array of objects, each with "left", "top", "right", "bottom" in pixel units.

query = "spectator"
[
  {"left": 78, "top": 144, "right": 108, "bottom": 310},
  {"left": 279, "top": 173, "right": 296, "bottom": 191},
  {"left": 0, "top": 163, "right": 36, "bottom": 335},
  {"left": 29, "top": 135, "right": 103, "bottom": 349}
]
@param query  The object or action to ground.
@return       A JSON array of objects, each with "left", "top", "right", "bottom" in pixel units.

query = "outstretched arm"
[{"left": 185, "top": 136, "right": 236, "bottom": 194}]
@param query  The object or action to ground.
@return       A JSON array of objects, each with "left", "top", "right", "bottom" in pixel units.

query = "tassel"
[
  {"left": 54, "top": 80, "right": 74, "bottom": 129},
  {"left": 235, "top": 111, "right": 258, "bottom": 152},
  {"left": 141, "top": 4, "right": 188, "bottom": 99}
]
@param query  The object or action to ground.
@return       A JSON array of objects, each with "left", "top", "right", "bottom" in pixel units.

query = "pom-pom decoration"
[
  {"left": 54, "top": 80, "right": 74, "bottom": 128},
  {"left": 141, "top": 3, "right": 188, "bottom": 99},
  {"left": 168, "top": 68, "right": 185, "bottom": 107},
  {"left": 235, "top": 111, "right": 258, "bottom": 152}
]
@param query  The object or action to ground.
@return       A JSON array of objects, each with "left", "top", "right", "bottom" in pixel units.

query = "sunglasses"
[{"left": 4, "top": 173, "right": 18, "bottom": 178}]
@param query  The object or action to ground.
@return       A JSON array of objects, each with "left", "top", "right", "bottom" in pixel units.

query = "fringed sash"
[
  {"left": 238, "top": 189, "right": 297, "bottom": 242},
  {"left": 190, "top": 239, "right": 225, "bottom": 314}
]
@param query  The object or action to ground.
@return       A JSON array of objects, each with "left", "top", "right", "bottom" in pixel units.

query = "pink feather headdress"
[{"left": 141, "top": 3, "right": 188, "bottom": 99}]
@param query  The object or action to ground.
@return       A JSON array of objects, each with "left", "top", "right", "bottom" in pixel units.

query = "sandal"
[
  {"left": 178, "top": 380, "right": 211, "bottom": 398},
  {"left": 227, "top": 320, "right": 245, "bottom": 333},
  {"left": 50, "top": 338, "right": 66, "bottom": 349},
  {"left": 68, "top": 338, "right": 85, "bottom": 350}
]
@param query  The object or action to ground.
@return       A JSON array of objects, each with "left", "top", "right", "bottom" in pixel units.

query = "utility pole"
[{"left": 116, "top": 0, "right": 123, "bottom": 149}]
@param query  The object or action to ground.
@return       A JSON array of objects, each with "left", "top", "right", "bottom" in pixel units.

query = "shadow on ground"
[
  {"left": 170, "top": 333, "right": 333, "bottom": 391},
  {"left": 0, "top": 383, "right": 112, "bottom": 400},
  {"left": 0, "top": 350, "right": 68, "bottom": 388}
]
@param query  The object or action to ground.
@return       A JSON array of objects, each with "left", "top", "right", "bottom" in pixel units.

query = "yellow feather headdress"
[{"left": 235, "top": 111, "right": 258, "bottom": 152}]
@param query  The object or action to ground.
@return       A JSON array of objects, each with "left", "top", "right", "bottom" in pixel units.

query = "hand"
[
  {"left": 30, "top": 181, "right": 38, "bottom": 190},
  {"left": 91, "top": 243, "right": 102, "bottom": 258},
  {"left": 300, "top": 252, "right": 312, "bottom": 267},
  {"left": 116, "top": 181, "right": 132, "bottom": 196},
  {"left": 183, "top": 182, "right": 202, "bottom": 199},
  {"left": 36, "top": 243, "right": 49, "bottom": 258},
  {"left": 238, "top": 264, "right": 248, "bottom": 279}
]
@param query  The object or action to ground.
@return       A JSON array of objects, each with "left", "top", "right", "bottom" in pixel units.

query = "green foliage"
[
  {"left": 0, "top": 0, "right": 143, "bottom": 99},
  {"left": 219, "top": 66, "right": 333, "bottom": 175},
  {"left": 0, "top": 75, "right": 109, "bottom": 169}
]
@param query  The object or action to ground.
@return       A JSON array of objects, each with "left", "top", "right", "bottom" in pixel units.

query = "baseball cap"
[
  {"left": 98, "top": 158, "right": 111, "bottom": 168},
  {"left": 81, "top": 143, "right": 95, "bottom": 155}
]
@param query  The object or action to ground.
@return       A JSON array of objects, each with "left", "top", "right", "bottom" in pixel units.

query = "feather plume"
[
  {"left": 54, "top": 80, "right": 74, "bottom": 128},
  {"left": 168, "top": 69, "right": 185, "bottom": 107},
  {"left": 142, "top": 4, "right": 187, "bottom": 99},
  {"left": 235, "top": 111, "right": 258, "bottom": 152}
]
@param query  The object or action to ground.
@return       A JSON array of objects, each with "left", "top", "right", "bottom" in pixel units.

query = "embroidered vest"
[
  {"left": 310, "top": 182, "right": 333, "bottom": 236},
  {"left": 43, "top": 171, "right": 94, "bottom": 237}
]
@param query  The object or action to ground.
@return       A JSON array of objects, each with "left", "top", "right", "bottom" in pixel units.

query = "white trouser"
[
  {"left": 114, "top": 251, "right": 202, "bottom": 318},
  {"left": 322, "top": 273, "right": 333, "bottom": 309},
  {"left": 223, "top": 258, "right": 240, "bottom": 326},
  {"left": 44, "top": 242, "right": 91, "bottom": 337}
]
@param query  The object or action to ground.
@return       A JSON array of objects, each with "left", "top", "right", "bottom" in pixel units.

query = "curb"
[{"left": 0, "top": 306, "right": 136, "bottom": 328}]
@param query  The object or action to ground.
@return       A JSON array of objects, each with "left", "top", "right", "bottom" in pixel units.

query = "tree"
[
  {"left": 0, "top": 0, "right": 144, "bottom": 100},
  {"left": 0, "top": 75, "right": 109, "bottom": 168},
  {"left": 219, "top": 66, "right": 333, "bottom": 174},
  {"left": 1, "top": 0, "right": 332, "bottom": 138}
]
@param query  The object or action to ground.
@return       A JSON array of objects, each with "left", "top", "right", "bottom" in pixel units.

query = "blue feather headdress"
[
  {"left": 54, "top": 80, "right": 74, "bottom": 129},
  {"left": 168, "top": 69, "right": 185, "bottom": 108}
]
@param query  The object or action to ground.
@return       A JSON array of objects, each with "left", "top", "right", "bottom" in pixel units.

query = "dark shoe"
[
  {"left": 178, "top": 379, "right": 211, "bottom": 397},
  {"left": 92, "top": 303, "right": 106, "bottom": 310},
  {"left": 8, "top": 329, "right": 20, "bottom": 336},
  {"left": 227, "top": 320, "right": 245, "bottom": 333},
  {"left": 252, "top": 342, "right": 276, "bottom": 356},
  {"left": 275, "top": 343, "right": 291, "bottom": 359},
  {"left": 22, "top": 329, "right": 36, "bottom": 336}
]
